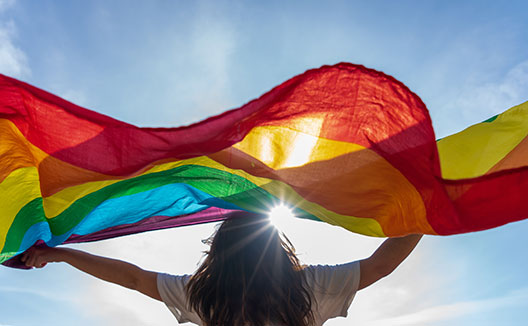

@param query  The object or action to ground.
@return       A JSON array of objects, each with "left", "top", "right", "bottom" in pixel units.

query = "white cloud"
[
  {"left": 0, "top": 20, "right": 30, "bottom": 78},
  {"left": 0, "top": 1, "right": 29, "bottom": 78}
]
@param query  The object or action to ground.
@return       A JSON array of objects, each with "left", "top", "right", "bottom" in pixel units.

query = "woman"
[{"left": 21, "top": 211, "right": 422, "bottom": 325}]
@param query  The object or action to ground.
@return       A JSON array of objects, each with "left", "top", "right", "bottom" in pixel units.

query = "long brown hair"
[{"left": 186, "top": 211, "right": 315, "bottom": 326}]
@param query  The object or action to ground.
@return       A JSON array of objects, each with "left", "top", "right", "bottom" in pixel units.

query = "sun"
[{"left": 268, "top": 203, "right": 296, "bottom": 230}]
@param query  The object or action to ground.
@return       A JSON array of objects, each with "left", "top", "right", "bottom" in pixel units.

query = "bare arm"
[
  {"left": 21, "top": 247, "right": 162, "bottom": 301},
  {"left": 358, "top": 234, "right": 423, "bottom": 290}
]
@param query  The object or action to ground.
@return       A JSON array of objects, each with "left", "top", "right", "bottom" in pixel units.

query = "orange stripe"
[
  {"left": 210, "top": 124, "right": 435, "bottom": 235},
  {"left": 488, "top": 135, "right": 528, "bottom": 174},
  {"left": 0, "top": 119, "right": 43, "bottom": 183}
]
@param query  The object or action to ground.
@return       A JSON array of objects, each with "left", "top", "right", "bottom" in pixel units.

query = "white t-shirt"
[{"left": 157, "top": 261, "right": 360, "bottom": 325}]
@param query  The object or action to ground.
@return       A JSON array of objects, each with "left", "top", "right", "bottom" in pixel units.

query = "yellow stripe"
[
  {"left": 438, "top": 101, "right": 528, "bottom": 179},
  {"left": 0, "top": 167, "right": 41, "bottom": 251}
]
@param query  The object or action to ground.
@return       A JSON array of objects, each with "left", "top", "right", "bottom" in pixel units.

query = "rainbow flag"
[{"left": 1, "top": 63, "right": 527, "bottom": 268}]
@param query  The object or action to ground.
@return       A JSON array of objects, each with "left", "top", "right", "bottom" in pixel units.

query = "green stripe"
[
  {"left": 483, "top": 114, "right": 498, "bottom": 123},
  {"left": 1, "top": 164, "right": 320, "bottom": 261},
  {"left": 1, "top": 198, "right": 45, "bottom": 263}
]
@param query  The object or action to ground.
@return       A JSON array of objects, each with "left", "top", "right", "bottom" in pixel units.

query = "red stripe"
[
  {"left": 437, "top": 166, "right": 528, "bottom": 234},
  {"left": 0, "top": 64, "right": 435, "bottom": 175}
]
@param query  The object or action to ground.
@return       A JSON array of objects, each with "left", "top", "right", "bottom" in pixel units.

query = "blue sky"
[{"left": 1, "top": 0, "right": 528, "bottom": 325}]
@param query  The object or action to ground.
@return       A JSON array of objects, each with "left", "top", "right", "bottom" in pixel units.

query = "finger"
[
  {"left": 21, "top": 247, "right": 34, "bottom": 262},
  {"left": 24, "top": 256, "right": 33, "bottom": 267},
  {"left": 26, "top": 253, "right": 37, "bottom": 267}
]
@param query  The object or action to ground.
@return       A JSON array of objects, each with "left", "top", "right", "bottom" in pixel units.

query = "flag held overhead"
[{"left": 1, "top": 63, "right": 527, "bottom": 268}]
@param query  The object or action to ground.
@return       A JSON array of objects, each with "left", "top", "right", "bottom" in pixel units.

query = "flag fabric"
[
  {"left": 1, "top": 63, "right": 527, "bottom": 268},
  {"left": 437, "top": 102, "right": 528, "bottom": 234}
]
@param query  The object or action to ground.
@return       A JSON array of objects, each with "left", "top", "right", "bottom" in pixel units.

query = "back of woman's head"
[{"left": 186, "top": 211, "right": 314, "bottom": 326}]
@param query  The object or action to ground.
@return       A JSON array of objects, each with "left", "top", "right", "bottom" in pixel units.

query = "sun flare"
[{"left": 268, "top": 203, "right": 296, "bottom": 230}]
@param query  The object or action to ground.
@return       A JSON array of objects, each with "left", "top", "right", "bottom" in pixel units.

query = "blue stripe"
[{"left": 18, "top": 183, "right": 241, "bottom": 252}]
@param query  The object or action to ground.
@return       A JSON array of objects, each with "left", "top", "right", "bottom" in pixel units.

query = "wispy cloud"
[
  {"left": 0, "top": 0, "right": 30, "bottom": 78},
  {"left": 435, "top": 59, "right": 528, "bottom": 137},
  {"left": 365, "top": 287, "right": 528, "bottom": 326},
  {"left": 454, "top": 60, "right": 528, "bottom": 121},
  {"left": 0, "top": 21, "right": 30, "bottom": 78}
]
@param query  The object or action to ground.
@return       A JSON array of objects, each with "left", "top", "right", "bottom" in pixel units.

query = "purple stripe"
[
  {"left": 65, "top": 207, "right": 238, "bottom": 243},
  {"left": 3, "top": 207, "right": 241, "bottom": 269}
]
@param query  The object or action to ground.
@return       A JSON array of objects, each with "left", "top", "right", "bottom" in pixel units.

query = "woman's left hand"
[{"left": 20, "top": 247, "right": 59, "bottom": 268}]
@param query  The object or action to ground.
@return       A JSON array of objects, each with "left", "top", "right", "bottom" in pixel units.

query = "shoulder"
[
  {"left": 302, "top": 262, "right": 361, "bottom": 323},
  {"left": 157, "top": 273, "right": 192, "bottom": 299}
]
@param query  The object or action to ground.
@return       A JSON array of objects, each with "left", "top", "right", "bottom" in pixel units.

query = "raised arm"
[
  {"left": 358, "top": 234, "right": 423, "bottom": 290},
  {"left": 21, "top": 247, "right": 162, "bottom": 301}
]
